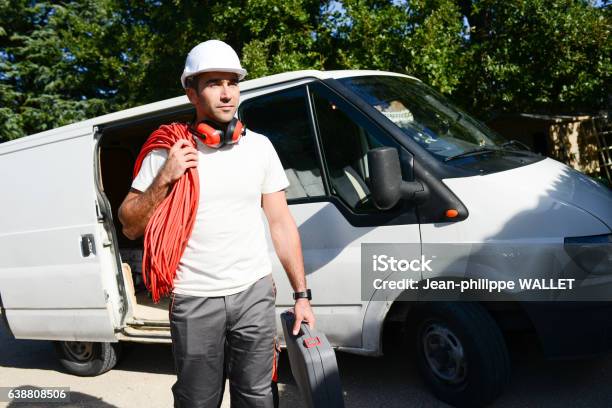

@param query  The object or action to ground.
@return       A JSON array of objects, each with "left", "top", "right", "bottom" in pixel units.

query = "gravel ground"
[{"left": 1, "top": 317, "right": 611, "bottom": 408}]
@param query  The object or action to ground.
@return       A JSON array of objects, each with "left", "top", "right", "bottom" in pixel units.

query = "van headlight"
[{"left": 564, "top": 233, "right": 612, "bottom": 276}]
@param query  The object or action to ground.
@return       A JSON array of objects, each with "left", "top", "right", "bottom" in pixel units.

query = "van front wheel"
[
  {"left": 54, "top": 341, "right": 122, "bottom": 376},
  {"left": 413, "top": 302, "right": 510, "bottom": 407}
]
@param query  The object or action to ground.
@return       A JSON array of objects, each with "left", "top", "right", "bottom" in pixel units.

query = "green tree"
[
  {"left": 457, "top": 0, "right": 611, "bottom": 116},
  {"left": 111, "top": 0, "right": 325, "bottom": 102},
  {"left": 321, "top": 0, "right": 467, "bottom": 94},
  {"left": 0, "top": 1, "right": 126, "bottom": 141},
  {"left": 0, "top": 0, "right": 327, "bottom": 140},
  {"left": 1, "top": 0, "right": 610, "bottom": 140}
]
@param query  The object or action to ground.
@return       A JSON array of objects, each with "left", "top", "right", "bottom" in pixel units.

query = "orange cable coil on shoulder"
[{"left": 132, "top": 123, "right": 199, "bottom": 303}]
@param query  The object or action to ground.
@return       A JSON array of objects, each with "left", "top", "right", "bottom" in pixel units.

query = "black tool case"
[{"left": 280, "top": 311, "right": 345, "bottom": 408}]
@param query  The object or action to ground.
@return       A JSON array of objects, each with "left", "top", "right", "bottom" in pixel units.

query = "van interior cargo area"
[{"left": 98, "top": 110, "right": 192, "bottom": 324}]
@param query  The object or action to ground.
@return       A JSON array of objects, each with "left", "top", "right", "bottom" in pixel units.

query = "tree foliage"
[
  {"left": 457, "top": 0, "right": 611, "bottom": 116},
  {"left": 321, "top": 0, "right": 466, "bottom": 94},
  {"left": 0, "top": 1, "right": 117, "bottom": 140},
  {"left": 0, "top": 0, "right": 609, "bottom": 141}
]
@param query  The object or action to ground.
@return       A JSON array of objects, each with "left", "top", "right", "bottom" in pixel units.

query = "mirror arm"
[{"left": 400, "top": 180, "right": 428, "bottom": 202}]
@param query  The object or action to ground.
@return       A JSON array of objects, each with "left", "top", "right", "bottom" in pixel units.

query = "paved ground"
[{"left": 1, "top": 320, "right": 611, "bottom": 408}]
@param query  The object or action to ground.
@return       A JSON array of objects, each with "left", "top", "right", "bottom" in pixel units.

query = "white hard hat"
[{"left": 181, "top": 40, "right": 247, "bottom": 89}]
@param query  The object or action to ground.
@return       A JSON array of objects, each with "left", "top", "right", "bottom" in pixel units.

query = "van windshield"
[{"left": 338, "top": 75, "right": 530, "bottom": 163}]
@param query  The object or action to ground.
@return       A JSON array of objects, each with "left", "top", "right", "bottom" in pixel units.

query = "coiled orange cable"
[{"left": 132, "top": 123, "right": 199, "bottom": 303}]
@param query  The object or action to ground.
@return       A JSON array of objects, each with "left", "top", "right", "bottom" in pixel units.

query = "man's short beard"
[{"left": 196, "top": 98, "right": 234, "bottom": 125}]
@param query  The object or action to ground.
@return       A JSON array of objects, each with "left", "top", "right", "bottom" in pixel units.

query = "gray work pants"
[{"left": 169, "top": 273, "right": 278, "bottom": 408}]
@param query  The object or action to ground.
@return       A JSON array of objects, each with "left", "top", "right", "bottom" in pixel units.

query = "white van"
[{"left": 1, "top": 70, "right": 611, "bottom": 407}]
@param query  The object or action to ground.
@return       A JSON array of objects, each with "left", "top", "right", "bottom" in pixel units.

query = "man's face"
[{"left": 186, "top": 71, "right": 240, "bottom": 124}]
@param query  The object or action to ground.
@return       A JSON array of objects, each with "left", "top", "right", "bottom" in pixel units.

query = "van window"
[
  {"left": 240, "top": 87, "right": 325, "bottom": 200},
  {"left": 311, "top": 85, "right": 410, "bottom": 214}
]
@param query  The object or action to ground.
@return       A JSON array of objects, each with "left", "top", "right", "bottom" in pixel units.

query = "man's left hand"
[{"left": 292, "top": 298, "right": 316, "bottom": 336}]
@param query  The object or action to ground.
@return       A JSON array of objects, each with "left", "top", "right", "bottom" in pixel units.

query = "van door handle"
[{"left": 80, "top": 234, "right": 97, "bottom": 257}]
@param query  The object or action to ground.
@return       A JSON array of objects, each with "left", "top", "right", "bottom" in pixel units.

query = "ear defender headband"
[{"left": 189, "top": 118, "right": 245, "bottom": 148}]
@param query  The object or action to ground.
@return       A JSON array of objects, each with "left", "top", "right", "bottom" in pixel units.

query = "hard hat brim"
[{"left": 181, "top": 67, "right": 247, "bottom": 89}]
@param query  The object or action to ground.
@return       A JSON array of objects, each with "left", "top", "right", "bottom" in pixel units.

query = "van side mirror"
[{"left": 367, "top": 147, "right": 425, "bottom": 210}]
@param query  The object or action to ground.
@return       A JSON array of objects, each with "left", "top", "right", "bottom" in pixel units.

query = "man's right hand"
[
  {"left": 159, "top": 139, "right": 199, "bottom": 185},
  {"left": 118, "top": 139, "right": 199, "bottom": 240}
]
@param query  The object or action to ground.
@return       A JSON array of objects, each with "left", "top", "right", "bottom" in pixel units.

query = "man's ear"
[{"left": 185, "top": 87, "right": 198, "bottom": 105}]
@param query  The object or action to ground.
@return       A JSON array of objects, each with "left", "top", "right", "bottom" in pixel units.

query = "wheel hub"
[
  {"left": 62, "top": 341, "right": 94, "bottom": 362},
  {"left": 422, "top": 323, "right": 467, "bottom": 384}
]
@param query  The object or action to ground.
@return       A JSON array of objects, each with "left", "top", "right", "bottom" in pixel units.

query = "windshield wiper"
[
  {"left": 444, "top": 147, "right": 498, "bottom": 162},
  {"left": 444, "top": 144, "right": 537, "bottom": 162},
  {"left": 500, "top": 139, "right": 531, "bottom": 151}
]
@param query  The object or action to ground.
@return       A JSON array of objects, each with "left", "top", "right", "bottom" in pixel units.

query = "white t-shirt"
[{"left": 131, "top": 127, "right": 290, "bottom": 297}]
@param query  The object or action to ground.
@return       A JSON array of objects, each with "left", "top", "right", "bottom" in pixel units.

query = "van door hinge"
[{"left": 95, "top": 200, "right": 104, "bottom": 222}]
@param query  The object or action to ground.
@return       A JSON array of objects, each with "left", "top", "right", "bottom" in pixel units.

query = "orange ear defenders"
[{"left": 189, "top": 118, "right": 245, "bottom": 148}]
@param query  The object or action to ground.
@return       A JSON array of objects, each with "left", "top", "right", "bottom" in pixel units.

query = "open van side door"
[{"left": 0, "top": 127, "right": 123, "bottom": 341}]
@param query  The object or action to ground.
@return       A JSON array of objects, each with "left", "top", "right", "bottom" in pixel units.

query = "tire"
[
  {"left": 412, "top": 302, "right": 510, "bottom": 407},
  {"left": 54, "top": 340, "right": 122, "bottom": 376}
]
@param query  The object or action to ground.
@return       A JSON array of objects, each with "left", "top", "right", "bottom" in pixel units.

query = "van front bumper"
[{"left": 523, "top": 301, "right": 612, "bottom": 359}]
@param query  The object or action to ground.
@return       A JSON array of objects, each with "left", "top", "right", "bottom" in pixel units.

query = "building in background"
[{"left": 488, "top": 113, "right": 612, "bottom": 186}]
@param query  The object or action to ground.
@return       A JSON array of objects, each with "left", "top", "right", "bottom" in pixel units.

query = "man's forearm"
[
  {"left": 269, "top": 219, "right": 307, "bottom": 293},
  {"left": 119, "top": 174, "right": 173, "bottom": 239}
]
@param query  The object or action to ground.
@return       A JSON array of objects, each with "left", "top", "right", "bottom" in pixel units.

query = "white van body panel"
[
  {"left": 427, "top": 157, "right": 611, "bottom": 243},
  {"left": 0, "top": 130, "right": 122, "bottom": 341},
  {"left": 420, "top": 157, "right": 612, "bottom": 293},
  {"left": 267, "top": 202, "right": 420, "bottom": 350}
]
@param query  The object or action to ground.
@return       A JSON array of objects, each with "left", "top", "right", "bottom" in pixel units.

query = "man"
[{"left": 118, "top": 40, "right": 315, "bottom": 408}]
